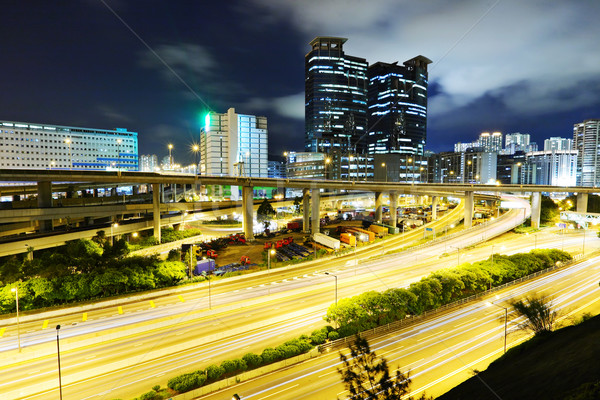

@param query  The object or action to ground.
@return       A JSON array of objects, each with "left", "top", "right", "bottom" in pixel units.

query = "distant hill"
[{"left": 436, "top": 314, "right": 600, "bottom": 400}]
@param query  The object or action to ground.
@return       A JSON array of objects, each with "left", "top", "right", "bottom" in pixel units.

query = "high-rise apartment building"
[
  {"left": 200, "top": 108, "right": 268, "bottom": 178},
  {"left": 544, "top": 137, "right": 572, "bottom": 151},
  {"left": 0, "top": 120, "right": 138, "bottom": 171},
  {"left": 573, "top": 119, "right": 600, "bottom": 186},
  {"left": 139, "top": 154, "right": 158, "bottom": 172},
  {"left": 305, "top": 37, "right": 368, "bottom": 154},
  {"left": 525, "top": 150, "right": 577, "bottom": 186},
  {"left": 478, "top": 132, "right": 503, "bottom": 153}
]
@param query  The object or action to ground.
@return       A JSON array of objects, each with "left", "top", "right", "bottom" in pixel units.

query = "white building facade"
[
  {"left": 573, "top": 119, "right": 600, "bottom": 187},
  {"left": 0, "top": 120, "right": 138, "bottom": 171},
  {"left": 525, "top": 150, "right": 578, "bottom": 186},
  {"left": 200, "top": 108, "right": 268, "bottom": 178}
]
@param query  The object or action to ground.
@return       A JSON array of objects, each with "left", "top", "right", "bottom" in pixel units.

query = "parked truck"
[
  {"left": 369, "top": 224, "right": 389, "bottom": 237},
  {"left": 340, "top": 232, "right": 357, "bottom": 246},
  {"left": 194, "top": 258, "right": 215, "bottom": 275},
  {"left": 313, "top": 232, "right": 340, "bottom": 250}
]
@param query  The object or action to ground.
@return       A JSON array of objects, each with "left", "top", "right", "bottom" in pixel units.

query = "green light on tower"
[{"left": 204, "top": 113, "right": 210, "bottom": 132}]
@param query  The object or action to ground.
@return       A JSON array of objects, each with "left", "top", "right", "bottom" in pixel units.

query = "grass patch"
[{"left": 437, "top": 313, "right": 600, "bottom": 400}]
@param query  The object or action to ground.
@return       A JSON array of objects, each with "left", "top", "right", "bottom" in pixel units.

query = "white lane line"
[{"left": 417, "top": 331, "right": 443, "bottom": 342}]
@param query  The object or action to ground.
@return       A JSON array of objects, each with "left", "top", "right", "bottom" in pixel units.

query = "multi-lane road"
[{"left": 2, "top": 202, "right": 598, "bottom": 400}]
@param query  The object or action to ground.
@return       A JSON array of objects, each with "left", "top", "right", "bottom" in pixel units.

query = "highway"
[
  {"left": 197, "top": 251, "right": 600, "bottom": 400},
  {"left": 3, "top": 201, "right": 597, "bottom": 399}
]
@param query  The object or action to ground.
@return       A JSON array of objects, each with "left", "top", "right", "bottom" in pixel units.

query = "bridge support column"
[
  {"left": 152, "top": 183, "right": 161, "bottom": 243},
  {"left": 577, "top": 193, "right": 588, "bottom": 213},
  {"left": 303, "top": 188, "right": 310, "bottom": 233},
  {"left": 242, "top": 185, "right": 255, "bottom": 241},
  {"left": 531, "top": 192, "right": 541, "bottom": 229},
  {"left": 311, "top": 189, "right": 321, "bottom": 235},
  {"left": 389, "top": 191, "right": 398, "bottom": 229},
  {"left": 161, "top": 184, "right": 165, "bottom": 203},
  {"left": 132, "top": 185, "right": 139, "bottom": 195},
  {"left": 464, "top": 191, "right": 474, "bottom": 228},
  {"left": 375, "top": 192, "right": 384, "bottom": 224},
  {"left": 432, "top": 196, "right": 439, "bottom": 220},
  {"left": 37, "top": 181, "right": 53, "bottom": 232},
  {"left": 172, "top": 184, "right": 177, "bottom": 202}
]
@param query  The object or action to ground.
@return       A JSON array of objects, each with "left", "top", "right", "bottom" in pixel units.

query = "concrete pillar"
[
  {"left": 93, "top": 188, "right": 99, "bottom": 197},
  {"left": 172, "top": 184, "right": 177, "bottom": 202},
  {"left": 464, "top": 191, "right": 474, "bottom": 228},
  {"left": 303, "top": 188, "right": 310, "bottom": 233},
  {"left": 152, "top": 183, "right": 161, "bottom": 242},
  {"left": 111, "top": 187, "right": 117, "bottom": 197},
  {"left": 432, "top": 196, "right": 439, "bottom": 220},
  {"left": 37, "top": 181, "right": 53, "bottom": 232},
  {"left": 375, "top": 192, "right": 384, "bottom": 224},
  {"left": 161, "top": 184, "right": 165, "bottom": 203},
  {"left": 132, "top": 185, "right": 139, "bottom": 195},
  {"left": 242, "top": 185, "right": 255, "bottom": 241},
  {"left": 577, "top": 193, "right": 588, "bottom": 213},
  {"left": 335, "top": 200, "right": 343, "bottom": 210},
  {"left": 531, "top": 192, "right": 541, "bottom": 229},
  {"left": 389, "top": 191, "right": 398, "bottom": 229},
  {"left": 311, "top": 189, "right": 321, "bottom": 235}
]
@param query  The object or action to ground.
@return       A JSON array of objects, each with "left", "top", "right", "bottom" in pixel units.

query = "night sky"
[{"left": 2, "top": 1, "right": 599, "bottom": 164}]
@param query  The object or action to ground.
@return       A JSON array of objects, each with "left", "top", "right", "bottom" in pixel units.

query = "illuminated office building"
[
  {"left": 0, "top": 119, "right": 138, "bottom": 171},
  {"left": 305, "top": 37, "right": 368, "bottom": 154},
  {"left": 479, "top": 132, "right": 503, "bottom": 153}
]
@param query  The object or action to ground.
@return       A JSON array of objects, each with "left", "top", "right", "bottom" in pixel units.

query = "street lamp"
[
  {"left": 111, "top": 222, "right": 118, "bottom": 246},
  {"left": 324, "top": 157, "right": 331, "bottom": 180},
  {"left": 192, "top": 144, "right": 200, "bottom": 174},
  {"left": 381, "top": 162, "right": 388, "bottom": 182},
  {"left": 324, "top": 272, "right": 338, "bottom": 305},
  {"left": 64, "top": 138, "right": 72, "bottom": 170},
  {"left": 449, "top": 245, "right": 460, "bottom": 266},
  {"left": 168, "top": 143, "right": 173, "bottom": 168},
  {"left": 49, "top": 160, "right": 55, "bottom": 170},
  {"left": 56, "top": 324, "right": 63, "bottom": 400},
  {"left": 267, "top": 248, "right": 276, "bottom": 295},
  {"left": 11, "top": 287, "right": 20, "bottom": 352},
  {"left": 486, "top": 301, "right": 508, "bottom": 353}
]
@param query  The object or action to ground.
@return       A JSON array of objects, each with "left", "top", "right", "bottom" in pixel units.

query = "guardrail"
[{"left": 318, "top": 253, "right": 576, "bottom": 353}]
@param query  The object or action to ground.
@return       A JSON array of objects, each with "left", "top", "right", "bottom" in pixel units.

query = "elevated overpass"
[{"left": 0, "top": 169, "right": 595, "bottom": 248}]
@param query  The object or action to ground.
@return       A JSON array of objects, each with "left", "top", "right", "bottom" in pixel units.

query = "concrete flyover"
[{"left": 0, "top": 168, "right": 594, "bottom": 250}]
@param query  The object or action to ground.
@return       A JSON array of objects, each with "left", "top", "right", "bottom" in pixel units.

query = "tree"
[
  {"left": 509, "top": 294, "right": 558, "bottom": 335},
  {"left": 293, "top": 196, "right": 302, "bottom": 215},
  {"left": 338, "top": 335, "right": 428, "bottom": 400},
  {"left": 257, "top": 198, "right": 276, "bottom": 232}
]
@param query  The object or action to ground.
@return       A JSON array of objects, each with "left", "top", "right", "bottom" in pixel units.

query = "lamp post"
[
  {"left": 64, "top": 138, "right": 72, "bottom": 170},
  {"left": 324, "top": 157, "right": 331, "bottom": 180},
  {"left": 486, "top": 302, "right": 508, "bottom": 353},
  {"left": 267, "top": 248, "right": 276, "bottom": 295},
  {"left": 168, "top": 143, "right": 173, "bottom": 168},
  {"left": 381, "top": 162, "right": 388, "bottom": 182},
  {"left": 111, "top": 222, "right": 118, "bottom": 246},
  {"left": 449, "top": 245, "right": 460, "bottom": 266},
  {"left": 192, "top": 144, "right": 200, "bottom": 174},
  {"left": 56, "top": 324, "right": 63, "bottom": 400},
  {"left": 324, "top": 272, "right": 338, "bottom": 305},
  {"left": 11, "top": 287, "right": 20, "bottom": 352}
]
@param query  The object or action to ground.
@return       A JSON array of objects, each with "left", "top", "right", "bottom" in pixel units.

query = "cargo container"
[
  {"left": 348, "top": 227, "right": 375, "bottom": 242},
  {"left": 313, "top": 232, "right": 340, "bottom": 250},
  {"left": 372, "top": 222, "right": 398, "bottom": 234},
  {"left": 194, "top": 258, "right": 215, "bottom": 275},
  {"left": 287, "top": 221, "right": 302, "bottom": 231},
  {"left": 369, "top": 224, "right": 388, "bottom": 237},
  {"left": 340, "top": 232, "right": 356, "bottom": 246}
]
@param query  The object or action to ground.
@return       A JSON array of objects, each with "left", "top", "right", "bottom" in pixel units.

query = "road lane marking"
[
  {"left": 149, "top": 300, "right": 156, "bottom": 308},
  {"left": 0, "top": 327, "right": 5, "bottom": 337},
  {"left": 178, "top": 295, "right": 185, "bottom": 302},
  {"left": 118, "top": 306, "right": 123, "bottom": 314},
  {"left": 417, "top": 331, "right": 443, "bottom": 342},
  {"left": 260, "top": 383, "right": 300, "bottom": 399},
  {"left": 27, "top": 369, "right": 40, "bottom": 375},
  {"left": 42, "top": 319, "right": 49, "bottom": 329},
  {"left": 82, "top": 313, "right": 87, "bottom": 322}
]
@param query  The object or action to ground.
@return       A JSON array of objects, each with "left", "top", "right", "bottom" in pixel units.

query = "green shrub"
[
  {"left": 328, "top": 331, "right": 340, "bottom": 341},
  {"left": 140, "top": 391, "right": 161, "bottom": 400},
  {"left": 242, "top": 352, "right": 262, "bottom": 369},
  {"left": 167, "top": 371, "right": 206, "bottom": 393},
  {"left": 260, "top": 347, "right": 282, "bottom": 364},
  {"left": 205, "top": 364, "right": 225, "bottom": 382},
  {"left": 221, "top": 359, "right": 238, "bottom": 375},
  {"left": 234, "top": 358, "right": 248, "bottom": 372}
]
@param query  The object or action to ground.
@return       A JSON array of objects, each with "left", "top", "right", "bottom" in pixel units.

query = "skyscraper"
[
  {"left": 573, "top": 119, "right": 600, "bottom": 187},
  {"left": 367, "top": 58, "right": 431, "bottom": 156},
  {"left": 544, "top": 137, "right": 572, "bottom": 151},
  {"left": 305, "top": 37, "right": 368, "bottom": 154},
  {"left": 479, "top": 132, "right": 503, "bottom": 153}
]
